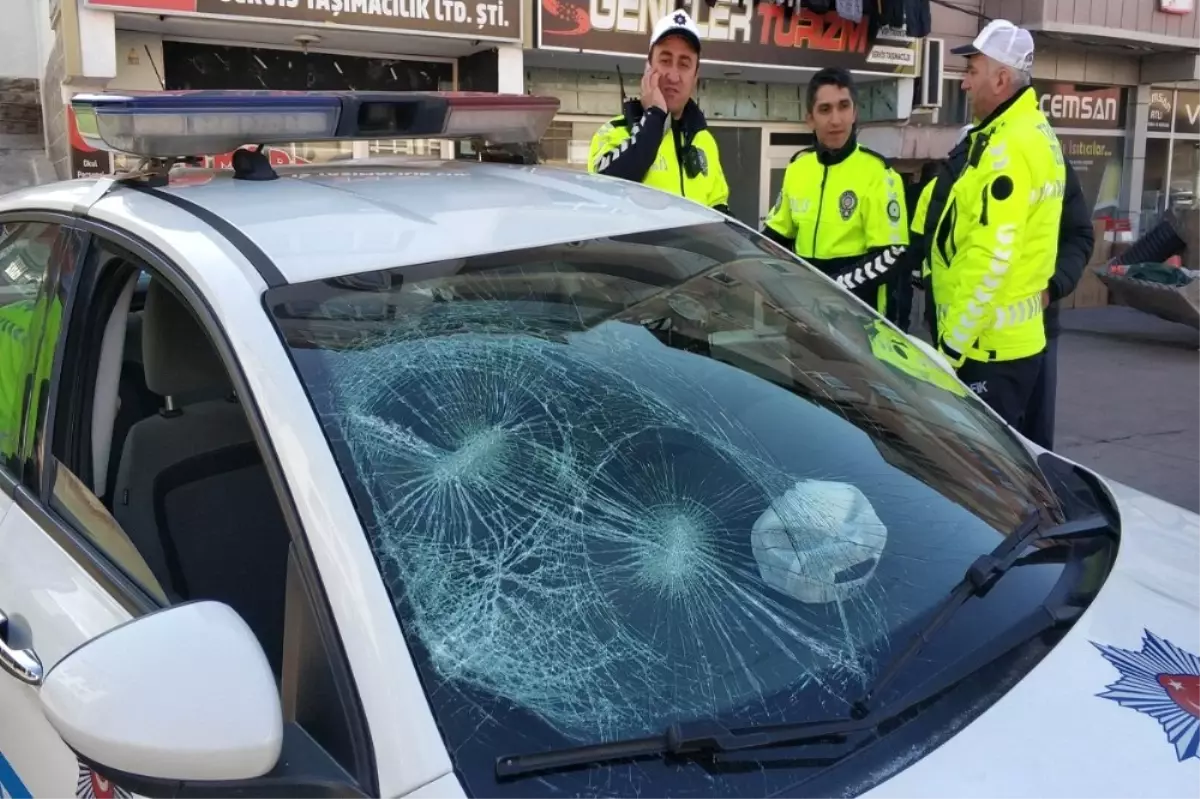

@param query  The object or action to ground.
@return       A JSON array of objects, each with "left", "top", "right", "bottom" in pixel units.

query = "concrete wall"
[
  {"left": 1031, "top": 46, "right": 1142, "bottom": 86},
  {"left": 0, "top": 0, "right": 53, "bottom": 80},
  {"left": 986, "top": 0, "right": 1200, "bottom": 42},
  {"left": 932, "top": 0, "right": 983, "bottom": 73}
]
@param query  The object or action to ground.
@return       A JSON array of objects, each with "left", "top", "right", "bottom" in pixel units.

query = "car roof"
[{"left": 0, "top": 158, "right": 724, "bottom": 286}]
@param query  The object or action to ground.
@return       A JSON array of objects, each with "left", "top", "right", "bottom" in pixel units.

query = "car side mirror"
[{"left": 39, "top": 601, "right": 283, "bottom": 790}]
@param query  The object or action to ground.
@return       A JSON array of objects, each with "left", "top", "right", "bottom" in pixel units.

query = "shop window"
[
  {"left": 1059, "top": 135, "right": 1126, "bottom": 220},
  {"left": 939, "top": 77, "right": 971, "bottom": 126},
  {"left": 538, "top": 120, "right": 604, "bottom": 171}
]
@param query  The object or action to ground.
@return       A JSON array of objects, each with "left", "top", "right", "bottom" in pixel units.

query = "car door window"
[
  {"left": 33, "top": 236, "right": 371, "bottom": 791},
  {"left": 0, "top": 221, "right": 66, "bottom": 476}
]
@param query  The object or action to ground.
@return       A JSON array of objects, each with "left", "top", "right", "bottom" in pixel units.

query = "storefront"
[
  {"left": 527, "top": 1, "right": 924, "bottom": 226},
  {"left": 1143, "top": 85, "right": 1200, "bottom": 230},
  {"left": 1033, "top": 80, "right": 1129, "bottom": 220},
  {"left": 70, "top": 0, "right": 526, "bottom": 171}
]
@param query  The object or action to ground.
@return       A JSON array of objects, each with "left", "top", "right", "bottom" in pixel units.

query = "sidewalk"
[{"left": 1054, "top": 307, "right": 1199, "bottom": 513}]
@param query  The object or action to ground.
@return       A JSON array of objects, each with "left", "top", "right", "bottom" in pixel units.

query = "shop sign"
[
  {"left": 67, "top": 107, "right": 113, "bottom": 179},
  {"left": 83, "top": 0, "right": 519, "bottom": 43},
  {"left": 1158, "top": 0, "right": 1194, "bottom": 15},
  {"left": 1034, "top": 82, "right": 1124, "bottom": 130},
  {"left": 1148, "top": 88, "right": 1200, "bottom": 135},
  {"left": 538, "top": 0, "right": 919, "bottom": 76},
  {"left": 1149, "top": 88, "right": 1175, "bottom": 132}
]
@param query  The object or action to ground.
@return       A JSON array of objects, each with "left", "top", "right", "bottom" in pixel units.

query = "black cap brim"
[
  {"left": 651, "top": 29, "right": 701, "bottom": 55},
  {"left": 950, "top": 43, "right": 981, "bottom": 56}
]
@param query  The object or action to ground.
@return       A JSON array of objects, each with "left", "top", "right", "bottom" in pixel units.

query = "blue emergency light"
[{"left": 70, "top": 90, "right": 560, "bottom": 159}]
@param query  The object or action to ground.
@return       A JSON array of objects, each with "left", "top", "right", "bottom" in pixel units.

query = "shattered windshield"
[{"left": 267, "top": 221, "right": 1060, "bottom": 797}]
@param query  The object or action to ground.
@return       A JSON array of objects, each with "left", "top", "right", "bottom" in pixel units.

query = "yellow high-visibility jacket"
[
  {"left": 762, "top": 141, "right": 908, "bottom": 321},
  {"left": 588, "top": 100, "right": 730, "bottom": 213},
  {"left": 929, "top": 86, "right": 1065, "bottom": 366}
]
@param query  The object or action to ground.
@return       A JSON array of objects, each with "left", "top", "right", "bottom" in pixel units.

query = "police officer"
[
  {"left": 931, "top": 19, "right": 1065, "bottom": 427},
  {"left": 588, "top": 11, "right": 730, "bottom": 214},
  {"left": 761, "top": 67, "right": 910, "bottom": 324}
]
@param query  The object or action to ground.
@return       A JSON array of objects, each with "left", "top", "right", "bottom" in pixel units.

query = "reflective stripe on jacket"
[
  {"left": 763, "top": 142, "right": 909, "bottom": 316},
  {"left": 587, "top": 100, "right": 730, "bottom": 213},
  {"left": 930, "top": 86, "right": 1065, "bottom": 367}
]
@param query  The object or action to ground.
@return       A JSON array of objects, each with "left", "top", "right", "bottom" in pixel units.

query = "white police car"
[{"left": 0, "top": 91, "right": 1196, "bottom": 799}]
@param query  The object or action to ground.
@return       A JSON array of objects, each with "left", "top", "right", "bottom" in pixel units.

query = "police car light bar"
[{"left": 69, "top": 91, "right": 561, "bottom": 158}]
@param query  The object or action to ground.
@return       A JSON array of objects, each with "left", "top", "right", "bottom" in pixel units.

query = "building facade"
[
  {"left": 523, "top": 0, "right": 930, "bottom": 226},
  {"left": 9, "top": 1, "right": 1197, "bottom": 241},
  {"left": 30, "top": 0, "right": 529, "bottom": 179},
  {"left": 981, "top": 0, "right": 1200, "bottom": 237}
]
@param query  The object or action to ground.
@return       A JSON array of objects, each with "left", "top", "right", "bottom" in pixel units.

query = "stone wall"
[
  {"left": 0, "top": 76, "right": 54, "bottom": 192},
  {"left": 41, "top": 33, "right": 69, "bottom": 181}
]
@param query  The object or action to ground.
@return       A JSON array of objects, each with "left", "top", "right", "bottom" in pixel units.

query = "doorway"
[
  {"left": 760, "top": 129, "right": 814, "bottom": 228},
  {"left": 708, "top": 125, "right": 762, "bottom": 227}
]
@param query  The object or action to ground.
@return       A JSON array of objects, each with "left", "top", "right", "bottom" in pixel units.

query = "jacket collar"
[
  {"left": 816, "top": 131, "right": 858, "bottom": 166},
  {"left": 970, "top": 84, "right": 1036, "bottom": 135},
  {"left": 673, "top": 99, "right": 708, "bottom": 135}
]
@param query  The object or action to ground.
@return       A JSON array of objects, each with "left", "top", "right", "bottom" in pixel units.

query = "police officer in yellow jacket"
[
  {"left": 933, "top": 20, "right": 1065, "bottom": 426},
  {"left": 588, "top": 11, "right": 730, "bottom": 214},
  {"left": 762, "top": 68, "right": 909, "bottom": 324}
]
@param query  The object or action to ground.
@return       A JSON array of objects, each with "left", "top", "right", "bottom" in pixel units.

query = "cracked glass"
[{"left": 268, "top": 221, "right": 1062, "bottom": 797}]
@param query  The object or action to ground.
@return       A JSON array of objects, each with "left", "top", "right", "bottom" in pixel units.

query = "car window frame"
[
  {"left": 1, "top": 208, "right": 378, "bottom": 796},
  {"left": 0, "top": 215, "right": 74, "bottom": 487}
]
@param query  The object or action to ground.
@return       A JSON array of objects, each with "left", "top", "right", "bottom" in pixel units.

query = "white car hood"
[{"left": 866, "top": 467, "right": 1200, "bottom": 799}]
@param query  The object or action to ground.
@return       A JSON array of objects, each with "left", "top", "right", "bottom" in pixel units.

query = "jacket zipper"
[
  {"left": 811, "top": 164, "right": 829, "bottom": 255},
  {"left": 672, "top": 124, "right": 686, "bottom": 198}
]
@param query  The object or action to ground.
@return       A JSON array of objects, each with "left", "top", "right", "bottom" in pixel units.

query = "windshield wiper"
[
  {"left": 494, "top": 511, "right": 1112, "bottom": 781},
  {"left": 847, "top": 509, "right": 1110, "bottom": 718}
]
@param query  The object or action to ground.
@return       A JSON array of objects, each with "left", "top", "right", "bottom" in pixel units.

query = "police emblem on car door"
[{"left": 76, "top": 762, "right": 131, "bottom": 799}]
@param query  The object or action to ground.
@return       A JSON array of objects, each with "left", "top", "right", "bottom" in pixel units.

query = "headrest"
[{"left": 143, "top": 280, "right": 231, "bottom": 398}]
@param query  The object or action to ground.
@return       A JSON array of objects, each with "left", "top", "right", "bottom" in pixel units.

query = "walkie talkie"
[{"left": 616, "top": 64, "right": 643, "bottom": 126}]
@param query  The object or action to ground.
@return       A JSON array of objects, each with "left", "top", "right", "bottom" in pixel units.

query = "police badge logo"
[
  {"left": 1093, "top": 630, "right": 1200, "bottom": 761},
  {"left": 838, "top": 190, "right": 858, "bottom": 221},
  {"left": 76, "top": 762, "right": 131, "bottom": 799},
  {"left": 887, "top": 199, "right": 901, "bottom": 222}
]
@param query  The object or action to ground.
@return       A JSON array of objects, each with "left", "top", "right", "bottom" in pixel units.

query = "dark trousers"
[
  {"left": 956, "top": 352, "right": 1045, "bottom": 429},
  {"left": 1019, "top": 334, "right": 1059, "bottom": 449}
]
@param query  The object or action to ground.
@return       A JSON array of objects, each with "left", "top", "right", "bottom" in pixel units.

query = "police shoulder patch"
[
  {"left": 991, "top": 175, "right": 1015, "bottom": 201},
  {"left": 887, "top": 199, "right": 902, "bottom": 222}
]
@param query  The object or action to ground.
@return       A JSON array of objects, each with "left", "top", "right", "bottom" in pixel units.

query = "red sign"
[
  {"left": 66, "top": 107, "right": 113, "bottom": 178},
  {"left": 538, "top": 0, "right": 919, "bottom": 76}
]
